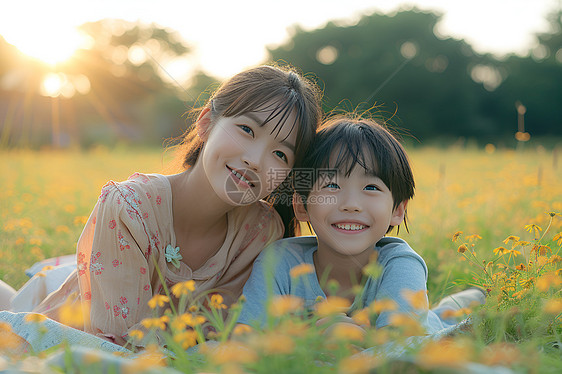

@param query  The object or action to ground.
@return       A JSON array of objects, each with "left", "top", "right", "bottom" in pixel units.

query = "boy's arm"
[
  {"left": 373, "top": 254, "right": 429, "bottom": 329},
  {"left": 236, "top": 247, "right": 286, "bottom": 328}
]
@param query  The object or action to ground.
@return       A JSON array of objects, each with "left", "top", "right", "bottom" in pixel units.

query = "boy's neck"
[{"left": 313, "top": 243, "right": 371, "bottom": 298}]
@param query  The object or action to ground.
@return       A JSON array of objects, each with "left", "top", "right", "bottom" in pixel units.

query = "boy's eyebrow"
[{"left": 240, "top": 113, "right": 296, "bottom": 153}]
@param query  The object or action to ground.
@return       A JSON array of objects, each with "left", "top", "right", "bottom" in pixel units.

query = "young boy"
[{"left": 237, "top": 117, "right": 484, "bottom": 332}]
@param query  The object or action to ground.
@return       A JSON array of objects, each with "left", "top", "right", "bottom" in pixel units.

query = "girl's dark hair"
[
  {"left": 294, "top": 116, "right": 415, "bottom": 233},
  {"left": 177, "top": 65, "right": 323, "bottom": 237}
]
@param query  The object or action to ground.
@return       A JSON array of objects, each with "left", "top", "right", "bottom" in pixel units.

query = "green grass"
[{"left": 1, "top": 145, "right": 561, "bottom": 372}]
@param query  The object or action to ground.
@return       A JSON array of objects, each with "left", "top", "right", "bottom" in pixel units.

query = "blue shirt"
[{"left": 238, "top": 236, "right": 450, "bottom": 333}]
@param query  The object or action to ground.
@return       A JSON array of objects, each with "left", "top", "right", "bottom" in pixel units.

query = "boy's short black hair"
[{"left": 294, "top": 116, "right": 415, "bottom": 232}]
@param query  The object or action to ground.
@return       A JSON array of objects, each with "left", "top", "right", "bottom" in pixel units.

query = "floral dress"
[{"left": 33, "top": 173, "right": 283, "bottom": 344}]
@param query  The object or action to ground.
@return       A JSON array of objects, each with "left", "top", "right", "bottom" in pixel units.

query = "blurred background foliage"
[{"left": 1, "top": 8, "right": 561, "bottom": 149}]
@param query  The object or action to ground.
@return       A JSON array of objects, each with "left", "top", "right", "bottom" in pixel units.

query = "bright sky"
[{"left": 0, "top": 0, "right": 558, "bottom": 79}]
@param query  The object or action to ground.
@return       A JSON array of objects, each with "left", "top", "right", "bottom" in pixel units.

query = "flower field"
[{"left": 1, "top": 145, "right": 561, "bottom": 373}]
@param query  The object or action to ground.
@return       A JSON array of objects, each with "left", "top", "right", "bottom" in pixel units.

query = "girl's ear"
[
  {"left": 390, "top": 200, "right": 408, "bottom": 227},
  {"left": 292, "top": 193, "right": 310, "bottom": 222},
  {"left": 196, "top": 107, "right": 212, "bottom": 141}
]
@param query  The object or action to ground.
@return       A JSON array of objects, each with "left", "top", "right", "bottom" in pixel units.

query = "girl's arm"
[{"left": 77, "top": 182, "right": 154, "bottom": 345}]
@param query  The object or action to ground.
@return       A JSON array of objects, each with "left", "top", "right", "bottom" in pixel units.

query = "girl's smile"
[{"left": 227, "top": 166, "right": 257, "bottom": 188}]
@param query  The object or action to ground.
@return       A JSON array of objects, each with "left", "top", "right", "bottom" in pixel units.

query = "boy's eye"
[
  {"left": 364, "top": 185, "right": 380, "bottom": 191},
  {"left": 239, "top": 125, "right": 254, "bottom": 137},
  {"left": 274, "top": 150, "right": 288, "bottom": 163},
  {"left": 323, "top": 183, "right": 340, "bottom": 189}
]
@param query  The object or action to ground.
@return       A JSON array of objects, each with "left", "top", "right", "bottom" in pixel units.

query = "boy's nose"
[{"left": 339, "top": 193, "right": 362, "bottom": 212}]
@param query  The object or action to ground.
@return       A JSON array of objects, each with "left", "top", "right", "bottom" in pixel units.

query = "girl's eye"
[
  {"left": 274, "top": 150, "right": 288, "bottom": 163},
  {"left": 239, "top": 125, "right": 254, "bottom": 137},
  {"left": 323, "top": 183, "right": 340, "bottom": 189},
  {"left": 364, "top": 185, "right": 380, "bottom": 191}
]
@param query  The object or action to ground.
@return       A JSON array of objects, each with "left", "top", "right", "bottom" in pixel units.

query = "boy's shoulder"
[
  {"left": 260, "top": 236, "right": 318, "bottom": 264},
  {"left": 375, "top": 236, "right": 425, "bottom": 265}
]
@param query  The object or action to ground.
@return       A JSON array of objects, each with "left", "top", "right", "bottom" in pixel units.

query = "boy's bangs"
[{"left": 319, "top": 127, "right": 381, "bottom": 178}]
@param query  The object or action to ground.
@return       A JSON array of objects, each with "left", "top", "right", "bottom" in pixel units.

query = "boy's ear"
[
  {"left": 390, "top": 200, "right": 408, "bottom": 227},
  {"left": 196, "top": 107, "right": 212, "bottom": 141},
  {"left": 292, "top": 193, "right": 310, "bottom": 222}
]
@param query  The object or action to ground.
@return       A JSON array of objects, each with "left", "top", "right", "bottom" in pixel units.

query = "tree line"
[{"left": 0, "top": 9, "right": 560, "bottom": 148}]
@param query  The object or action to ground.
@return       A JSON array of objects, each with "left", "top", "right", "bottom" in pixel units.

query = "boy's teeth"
[{"left": 335, "top": 223, "right": 365, "bottom": 231}]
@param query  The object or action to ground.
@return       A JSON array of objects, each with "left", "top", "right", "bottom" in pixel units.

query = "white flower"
[{"left": 165, "top": 244, "right": 182, "bottom": 269}]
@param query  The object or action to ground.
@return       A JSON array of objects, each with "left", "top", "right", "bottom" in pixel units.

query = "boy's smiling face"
[{"left": 294, "top": 164, "right": 407, "bottom": 258}]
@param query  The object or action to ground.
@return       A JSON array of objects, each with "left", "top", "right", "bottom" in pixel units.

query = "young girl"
[
  {"left": 237, "top": 116, "right": 485, "bottom": 333},
  {"left": 1, "top": 65, "right": 323, "bottom": 348}
]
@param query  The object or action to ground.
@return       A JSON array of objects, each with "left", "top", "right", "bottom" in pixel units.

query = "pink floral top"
[{"left": 34, "top": 173, "right": 283, "bottom": 343}]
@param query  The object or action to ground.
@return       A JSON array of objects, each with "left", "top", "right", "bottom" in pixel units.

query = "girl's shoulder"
[
  {"left": 96, "top": 173, "right": 172, "bottom": 223},
  {"left": 99, "top": 173, "right": 170, "bottom": 202}
]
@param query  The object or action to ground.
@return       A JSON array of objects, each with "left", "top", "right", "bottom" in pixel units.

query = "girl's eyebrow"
[{"left": 239, "top": 113, "right": 296, "bottom": 153}]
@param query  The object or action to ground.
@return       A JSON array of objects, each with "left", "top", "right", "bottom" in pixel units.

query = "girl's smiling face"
[
  {"left": 198, "top": 102, "right": 298, "bottom": 206},
  {"left": 295, "top": 164, "right": 407, "bottom": 258}
]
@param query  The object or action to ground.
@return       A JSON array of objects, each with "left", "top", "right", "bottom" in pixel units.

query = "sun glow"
[{"left": 5, "top": 26, "right": 92, "bottom": 65}]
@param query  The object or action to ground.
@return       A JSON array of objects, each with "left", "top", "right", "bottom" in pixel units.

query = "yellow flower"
[
  {"left": 553, "top": 232, "right": 562, "bottom": 246},
  {"left": 56, "top": 225, "right": 70, "bottom": 233},
  {"left": 59, "top": 296, "right": 88, "bottom": 328},
  {"left": 519, "top": 277, "right": 534, "bottom": 289},
  {"left": 417, "top": 338, "right": 471, "bottom": 369},
  {"left": 536, "top": 273, "right": 562, "bottom": 292},
  {"left": 440, "top": 308, "right": 471, "bottom": 319},
  {"left": 506, "top": 248, "right": 521, "bottom": 261},
  {"left": 289, "top": 263, "right": 314, "bottom": 278},
  {"left": 123, "top": 344, "right": 166, "bottom": 372},
  {"left": 232, "top": 324, "right": 253, "bottom": 336},
  {"left": 524, "top": 224, "right": 542, "bottom": 236},
  {"left": 544, "top": 298, "right": 562, "bottom": 314},
  {"left": 275, "top": 320, "right": 308, "bottom": 337},
  {"left": 351, "top": 308, "right": 371, "bottom": 327},
  {"left": 0, "top": 322, "right": 27, "bottom": 352},
  {"left": 258, "top": 333, "right": 295, "bottom": 355},
  {"left": 480, "top": 343, "right": 520, "bottom": 366},
  {"left": 148, "top": 294, "right": 169, "bottom": 309},
  {"left": 173, "top": 330, "right": 198, "bottom": 350},
  {"left": 141, "top": 317, "right": 168, "bottom": 330},
  {"left": 451, "top": 231, "right": 463, "bottom": 242},
  {"left": 329, "top": 323, "right": 366, "bottom": 342},
  {"left": 24, "top": 313, "right": 47, "bottom": 323},
  {"left": 503, "top": 236, "right": 520, "bottom": 246},
  {"left": 466, "top": 234, "right": 482, "bottom": 242},
  {"left": 547, "top": 211, "right": 561, "bottom": 217},
  {"left": 171, "top": 280, "right": 196, "bottom": 298},
  {"left": 493, "top": 247, "right": 507, "bottom": 256},
  {"left": 548, "top": 255, "right": 562, "bottom": 264},
  {"left": 128, "top": 329, "right": 144, "bottom": 341},
  {"left": 457, "top": 244, "right": 468, "bottom": 253},
  {"left": 338, "top": 355, "right": 380, "bottom": 374},
  {"left": 207, "top": 341, "right": 258, "bottom": 365},
  {"left": 210, "top": 294, "right": 227, "bottom": 310},
  {"left": 268, "top": 295, "right": 304, "bottom": 317},
  {"left": 315, "top": 296, "right": 350, "bottom": 317},
  {"left": 401, "top": 289, "right": 429, "bottom": 310},
  {"left": 370, "top": 299, "right": 398, "bottom": 314},
  {"left": 74, "top": 216, "right": 89, "bottom": 226},
  {"left": 515, "top": 263, "right": 526, "bottom": 271},
  {"left": 388, "top": 313, "right": 425, "bottom": 336}
]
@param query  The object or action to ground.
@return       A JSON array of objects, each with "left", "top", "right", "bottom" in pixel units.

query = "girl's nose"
[{"left": 242, "top": 152, "right": 261, "bottom": 172}]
